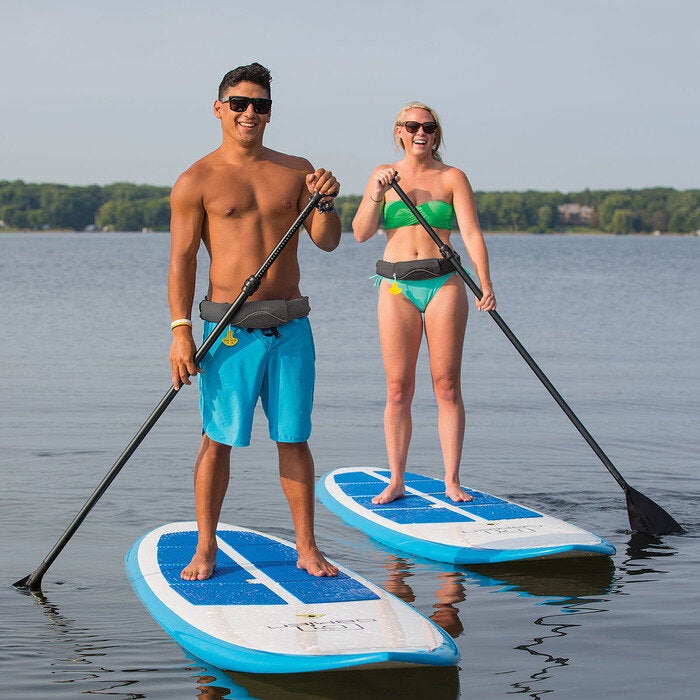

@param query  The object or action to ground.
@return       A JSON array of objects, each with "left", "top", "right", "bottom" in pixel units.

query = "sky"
[{"left": 2, "top": 0, "right": 698, "bottom": 195}]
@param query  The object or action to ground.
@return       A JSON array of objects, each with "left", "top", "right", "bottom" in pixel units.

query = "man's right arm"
[{"left": 168, "top": 171, "right": 205, "bottom": 389}]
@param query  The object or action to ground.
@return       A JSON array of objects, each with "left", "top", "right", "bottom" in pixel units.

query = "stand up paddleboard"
[
  {"left": 125, "top": 522, "right": 458, "bottom": 673},
  {"left": 317, "top": 468, "right": 615, "bottom": 565}
]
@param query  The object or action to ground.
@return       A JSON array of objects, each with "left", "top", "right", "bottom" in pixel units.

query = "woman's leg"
[
  {"left": 424, "top": 278, "right": 472, "bottom": 501},
  {"left": 373, "top": 281, "right": 424, "bottom": 504}
]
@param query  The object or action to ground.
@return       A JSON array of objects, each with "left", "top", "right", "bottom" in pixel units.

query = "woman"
[{"left": 352, "top": 101, "right": 496, "bottom": 505}]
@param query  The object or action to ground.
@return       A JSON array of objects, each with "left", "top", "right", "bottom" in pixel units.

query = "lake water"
[{"left": 1, "top": 231, "right": 698, "bottom": 699}]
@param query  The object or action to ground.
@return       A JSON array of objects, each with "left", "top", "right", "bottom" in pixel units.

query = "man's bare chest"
[{"left": 203, "top": 169, "right": 303, "bottom": 221}]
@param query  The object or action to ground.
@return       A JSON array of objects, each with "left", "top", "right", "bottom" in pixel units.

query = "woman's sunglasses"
[
  {"left": 399, "top": 121, "right": 438, "bottom": 134},
  {"left": 221, "top": 96, "right": 273, "bottom": 114}
]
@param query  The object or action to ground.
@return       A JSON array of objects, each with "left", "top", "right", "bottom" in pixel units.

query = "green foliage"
[
  {"left": 334, "top": 195, "right": 362, "bottom": 232},
  {"left": 0, "top": 180, "right": 171, "bottom": 231},
  {"left": 537, "top": 204, "right": 557, "bottom": 232},
  {"left": 610, "top": 208, "right": 634, "bottom": 234},
  {"left": 471, "top": 188, "right": 699, "bottom": 233},
  {"left": 470, "top": 191, "right": 568, "bottom": 232},
  {"left": 1, "top": 180, "right": 698, "bottom": 234}
]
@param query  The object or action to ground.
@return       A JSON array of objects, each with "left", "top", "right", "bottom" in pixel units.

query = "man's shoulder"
[
  {"left": 180, "top": 150, "right": 221, "bottom": 179},
  {"left": 173, "top": 151, "right": 216, "bottom": 184},
  {"left": 177, "top": 148, "right": 311, "bottom": 178},
  {"left": 171, "top": 151, "right": 231, "bottom": 201},
  {"left": 262, "top": 147, "right": 313, "bottom": 174}
]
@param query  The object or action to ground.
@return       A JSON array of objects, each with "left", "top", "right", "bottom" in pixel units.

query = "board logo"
[
  {"left": 474, "top": 524, "right": 537, "bottom": 535},
  {"left": 268, "top": 617, "right": 378, "bottom": 632}
]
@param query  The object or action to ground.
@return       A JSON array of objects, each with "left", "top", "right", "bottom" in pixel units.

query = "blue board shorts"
[{"left": 198, "top": 317, "right": 315, "bottom": 447}]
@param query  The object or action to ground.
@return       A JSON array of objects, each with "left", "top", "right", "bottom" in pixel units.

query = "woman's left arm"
[{"left": 450, "top": 168, "right": 496, "bottom": 311}]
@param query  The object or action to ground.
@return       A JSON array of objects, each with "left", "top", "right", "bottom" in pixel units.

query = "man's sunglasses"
[
  {"left": 399, "top": 121, "right": 438, "bottom": 134},
  {"left": 221, "top": 96, "right": 273, "bottom": 114}
]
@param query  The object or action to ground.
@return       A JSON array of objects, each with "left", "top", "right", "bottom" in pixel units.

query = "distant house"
[{"left": 557, "top": 203, "right": 594, "bottom": 225}]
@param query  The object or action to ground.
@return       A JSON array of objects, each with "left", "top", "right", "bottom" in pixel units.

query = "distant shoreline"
[
  {"left": 1, "top": 181, "right": 698, "bottom": 234},
  {"left": 2, "top": 228, "right": 697, "bottom": 237}
]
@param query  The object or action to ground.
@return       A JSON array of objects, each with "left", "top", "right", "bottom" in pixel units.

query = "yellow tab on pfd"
[{"left": 222, "top": 327, "right": 238, "bottom": 346}]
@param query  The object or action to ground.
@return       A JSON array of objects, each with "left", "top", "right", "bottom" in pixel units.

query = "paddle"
[
  {"left": 390, "top": 180, "right": 684, "bottom": 536},
  {"left": 14, "top": 192, "right": 324, "bottom": 592}
]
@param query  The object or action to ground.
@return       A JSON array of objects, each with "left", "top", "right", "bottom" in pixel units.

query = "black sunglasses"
[
  {"left": 221, "top": 96, "right": 272, "bottom": 114},
  {"left": 399, "top": 121, "right": 438, "bottom": 134}
]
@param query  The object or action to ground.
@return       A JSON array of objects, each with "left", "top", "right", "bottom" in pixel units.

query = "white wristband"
[{"left": 170, "top": 318, "right": 193, "bottom": 331}]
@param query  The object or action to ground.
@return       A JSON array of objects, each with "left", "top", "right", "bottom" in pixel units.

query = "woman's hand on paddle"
[
  {"left": 476, "top": 284, "right": 496, "bottom": 312},
  {"left": 370, "top": 168, "right": 399, "bottom": 203},
  {"left": 306, "top": 168, "right": 339, "bottom": 204},
  {"left": 169, "top": 329, "right": 200, "bottom": 390}
]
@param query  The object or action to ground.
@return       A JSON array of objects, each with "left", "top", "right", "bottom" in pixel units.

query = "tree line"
[
  {"left": 1, "top": 180, "right": 698, "bottom": 234},
  {"left": 0, "top": 181, "right": 170, "bottom": 232}
]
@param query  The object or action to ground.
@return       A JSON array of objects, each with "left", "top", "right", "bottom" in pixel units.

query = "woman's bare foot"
[
  {"left": 297, "top": 547, "right": 339, "bottom": 577},
  {"left": 445, "top": 481, "right": 473, "bottom": 502},
  {"left": 372, "top": 484, "right": 406, "bottom": 505},
  {"left": 180, "top": 548, "right": 217, "bottom": 581}
]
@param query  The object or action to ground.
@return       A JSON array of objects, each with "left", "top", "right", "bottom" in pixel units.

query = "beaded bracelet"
[
  {"left": 170, "top": 318, "right": 193, "bottom": 330},
  {"left": 316, "top": 199, "right": 336, "bottom": 214}
]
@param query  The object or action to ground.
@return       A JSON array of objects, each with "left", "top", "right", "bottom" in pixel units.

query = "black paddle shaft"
[
  {"left": 390, "top": 181, "right": 683, "bottom": 536},
  {"left": 14, "top": 192, "right": 323, "bottom": 592}
]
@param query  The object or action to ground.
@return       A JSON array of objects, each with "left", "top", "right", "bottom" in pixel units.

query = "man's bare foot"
[
  {"left": 372, "top": 484, "right": 406, "bottom": 505},
  {"left": 297, "top": 548, "right": 339, "bottom": 577},
  {"left": 445, "top": 482, "right": 473, "bottom": 502},
  {"left": 180, "top": 548, "right": 217, "bottom": 581}
]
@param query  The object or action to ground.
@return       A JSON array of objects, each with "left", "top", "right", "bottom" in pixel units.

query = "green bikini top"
[{"left": 383, "top": 199, "right": 455, "bottom": 230}]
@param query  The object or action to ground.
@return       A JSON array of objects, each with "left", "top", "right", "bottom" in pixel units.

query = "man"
[{"left": 168, "top": 62, "right": 341, "bottom": 581}]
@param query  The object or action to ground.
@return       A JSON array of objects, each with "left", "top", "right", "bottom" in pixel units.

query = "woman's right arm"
[{"left": 352, "top": 166, "right": 397, "bottom": 242}]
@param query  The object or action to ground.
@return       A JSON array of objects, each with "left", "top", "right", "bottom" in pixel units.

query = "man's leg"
[
  {"left": 181, "top": 435, "right": 232, "bottom": 580},
  {"left": 277, "top": 441, "right": 338, "bottom": 577}
]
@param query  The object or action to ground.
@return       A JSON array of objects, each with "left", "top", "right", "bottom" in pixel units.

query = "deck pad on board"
[
  {"left": 317, "top": 468, "right": 615, "bottom": 564},
  {"left": 126, "top": 522, "right": 459, "bottom": 673}
]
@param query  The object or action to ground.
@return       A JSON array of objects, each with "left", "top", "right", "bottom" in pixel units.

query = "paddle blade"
[
  {"left": 13, "top": 570, "right": 43, "bottom": 591},
  {"left": 625, "top": 486, "right": 684, "bottom": 536}
]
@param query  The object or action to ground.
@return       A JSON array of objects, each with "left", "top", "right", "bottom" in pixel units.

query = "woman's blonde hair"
[{"left": 393, "top": 101, "right": 444, "bottom": 163}]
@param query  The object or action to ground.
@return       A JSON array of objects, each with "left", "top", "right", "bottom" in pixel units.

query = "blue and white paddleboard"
[
  {"left": 125, "top": 522, "right": 459, "bottom": 673},
  {"left": 317, "top": 468, "right": 615, "bottom": 565}
]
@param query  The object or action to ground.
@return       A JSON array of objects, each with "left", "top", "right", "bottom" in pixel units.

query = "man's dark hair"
[{"left": 218, "top": 62, "right": 272, "bottom": 100}]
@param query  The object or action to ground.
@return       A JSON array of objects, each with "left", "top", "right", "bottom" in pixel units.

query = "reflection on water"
[
  {"left": 508, "top": 601, "right": 609, "bottom": 698},
  {"left": 499, "top": 545, "right": 674, "bottom": 700},
  {"left": 14, "top": 588, "right": 155, "bottom": 699},
  {"left": 212, "top": 666, "right": 460, "bottom": 700},
  {"left": 466, "top": 554, "right": 616, "bottom": 599},
  {"left": 380, "top": 555, "right": 467, "bottom": 639},
  {"left": 370, "top": 538, "right": 682, "bottom": 700},
  {"left": 467, "top": 556, "right": 617, "bottom": 697},
  {"left": 376, "top": 549, "right": 619, "bottom": 700},
  {"left": 623, "top": 532, "right": 679, "bottom": 563}
]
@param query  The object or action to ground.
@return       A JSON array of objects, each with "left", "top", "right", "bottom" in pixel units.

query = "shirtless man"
[{"left": 168, "top": 62, "right": 341, "bottom": 581}]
